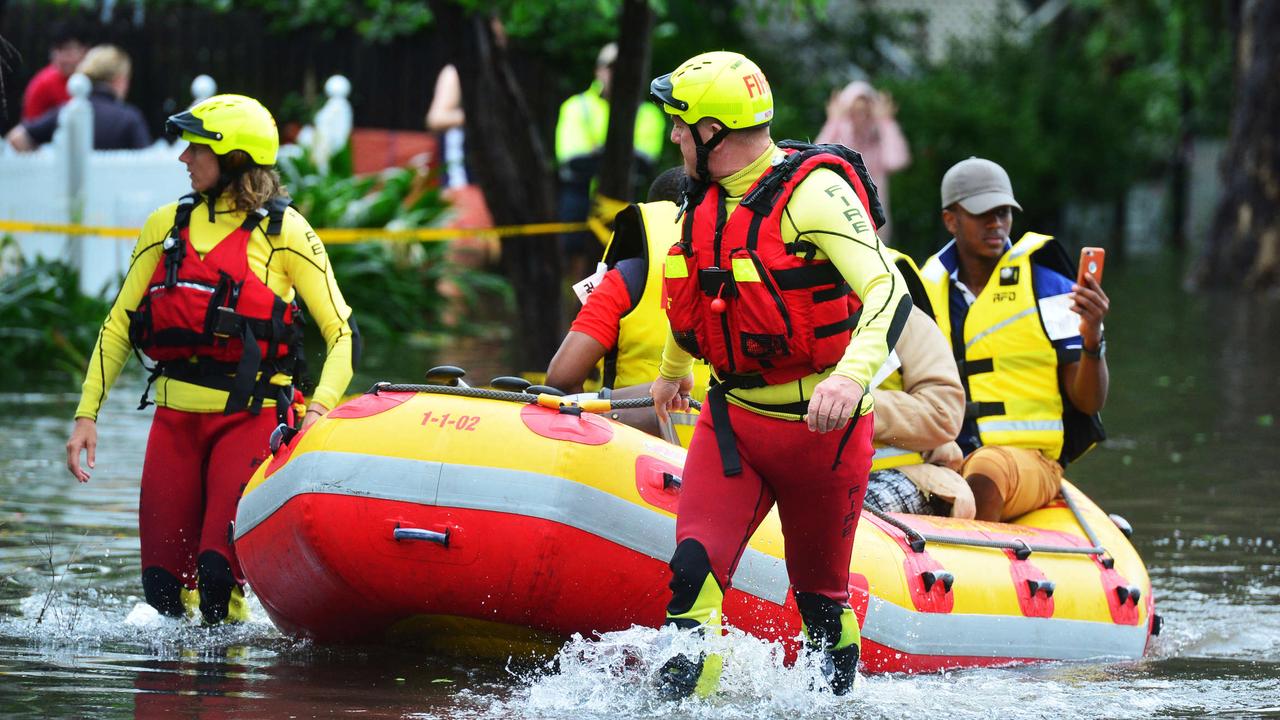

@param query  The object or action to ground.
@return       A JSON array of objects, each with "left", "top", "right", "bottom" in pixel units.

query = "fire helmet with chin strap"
[
  {"left": 165, "top": 94, "right": 279, "bottom": 166},
  {"left": 649, "top": 51, "right": 773, "bottom": 181},
  {"left": 649, "top": 51, "right": 774, "bottom": 130}
]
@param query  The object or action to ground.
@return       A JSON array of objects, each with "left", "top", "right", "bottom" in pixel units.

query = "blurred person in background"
[
  {"left": 556, "top": 42, "right": 667, "bottom": 283},
  {"left": 816, "top": 80, "right": 910, "bottom": 241},
  {"left": 20, "top": 20, "right": 88, "bottom": 122},
  {"left": 424, "top": 61, "right": 499, "bottom": 327},
  {"left": 7, "top": 44, "right": 150, "bottom": 151},
  {"left": 426, "top": 64, "right": 469, "bottom": 190}
]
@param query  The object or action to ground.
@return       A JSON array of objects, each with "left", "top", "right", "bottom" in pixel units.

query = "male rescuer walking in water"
[{"left": 648, "top": 51, "right": 911, "bottom": 697}]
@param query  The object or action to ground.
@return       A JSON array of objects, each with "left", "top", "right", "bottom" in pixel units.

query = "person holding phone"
[{"left": 920, "top": 157, "right": 1109, "bottom": 521}]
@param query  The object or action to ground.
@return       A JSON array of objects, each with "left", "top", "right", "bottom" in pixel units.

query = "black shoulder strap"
[
  {"left": 775, "top": 140, "right": 887, "bottom": 228},
  {"left": 676, "top": 175, "right": 710, "bottom": 225},
  {"left": 1029, "top": 236, "right": 1074, "bottom": 278},
  {"left": 170, "top": 193, "right": 200, "bottom": 236},
  {"left": 603, "top": 204, "right": 644, "bottom": 267},
  {"left": 740, "top": 149, "right": 809, "bottom": 215},
  {"left": 264, "top": 195, "right": 293, "bottom": 236},
  {"left": 895, "top": 257, "right": 934, "bottom": 318},
  {"left": 163, "top": 193, "right": 202, "bottom": 288},
  {"left": 241, "top": 206, "right": 270, "bottom": 232}
]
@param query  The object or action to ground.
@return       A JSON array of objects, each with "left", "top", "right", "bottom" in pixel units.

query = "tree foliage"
[
  {"left": 842, "top": 0, "right": 1230, "bottom": 260},
  {"left": 278, "top": 148, "right": 512, "bottom": 339}
]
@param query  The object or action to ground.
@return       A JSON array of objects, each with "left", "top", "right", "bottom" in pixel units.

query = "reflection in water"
[{"left": 1, "top": 254, "right": 1278, "bottom": 718}]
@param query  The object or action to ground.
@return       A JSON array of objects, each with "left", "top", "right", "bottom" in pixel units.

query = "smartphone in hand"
[{"left": 1078, "top": 247, "right": 1105, "bottom": 287}]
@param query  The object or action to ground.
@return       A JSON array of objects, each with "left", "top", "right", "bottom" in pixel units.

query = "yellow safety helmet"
[
  {"left": 165, "top": 94, "right": 279, "bottom": 166},
  {"left": 649, "top": 51, "right": 773, "bottom": 130}
]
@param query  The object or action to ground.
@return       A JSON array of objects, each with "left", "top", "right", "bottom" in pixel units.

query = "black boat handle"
[{"left": 393, "top": 525, "right": 450, "bottom": 547}]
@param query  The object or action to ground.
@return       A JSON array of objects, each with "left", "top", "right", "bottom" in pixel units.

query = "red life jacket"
[
  {"left": 663, "top": 143, "right": 883, "bottom": 386},
  {"left": 127, "top": 193, "right": 303, "bottom": 415}
]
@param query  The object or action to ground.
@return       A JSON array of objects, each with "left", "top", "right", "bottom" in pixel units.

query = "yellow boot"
[
  {"left": 180, "top": 587, "right": 200, "bottom": 620},
  {"left": 797, "top": 591, "right": 861, "bottom": 695},
  {"left": 658, "top": 540, "right": 725, "bottom": 699},
  {"left": 225, "top": 585, "right": 250, "bottom": 624}
]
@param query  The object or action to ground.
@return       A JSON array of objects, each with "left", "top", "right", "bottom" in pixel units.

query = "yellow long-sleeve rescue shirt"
[
  {"left": 75, "top": 195, "right": 355, "bottom": 420},
  {"left": 659, "top": 144, "right": 908, "bottom": 420}
]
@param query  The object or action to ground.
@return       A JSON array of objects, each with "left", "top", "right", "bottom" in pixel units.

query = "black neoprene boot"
[{"left": 824, "top": 642, "right": 860, "bottom": 695}]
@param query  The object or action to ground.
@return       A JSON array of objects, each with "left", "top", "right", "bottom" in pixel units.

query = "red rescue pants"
[
  {"left": 677, "top": 402, "right": 874, "bottom": 603},
  {"left": 138, "top": 407, "right": 276, "bottom": 589}
]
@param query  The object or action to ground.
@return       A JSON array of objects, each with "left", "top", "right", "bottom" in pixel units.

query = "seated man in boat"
[
  {"left": 546, "top": 167, "right": 709, "bottom": 444},
  {"left": 921, "top": 158, "right": 1109, "bottom": 521},
  {"left": 864, "top": 249, "right": 975, "bottom": 519}
]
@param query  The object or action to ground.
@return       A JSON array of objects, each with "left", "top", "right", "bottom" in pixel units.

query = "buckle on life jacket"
[
  {"left": 741, "top": 152, "right": 804, "bottom": 215},
  {"left": 212, "top": 306, "right": 244, "bottom": 339},
  {"left": 162, "top": 233, "right": 185, "bottom": 289}
]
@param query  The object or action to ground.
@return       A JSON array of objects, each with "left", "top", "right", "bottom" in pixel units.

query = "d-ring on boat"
[{"left": 233, "top": 366, "right": 1159, "bottom": 673}]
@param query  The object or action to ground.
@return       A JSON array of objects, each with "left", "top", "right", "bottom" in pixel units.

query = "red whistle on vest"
[{"left": 710, "top": 283, "right": 728, "bottom": 314}]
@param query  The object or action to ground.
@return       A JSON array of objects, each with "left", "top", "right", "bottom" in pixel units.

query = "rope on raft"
[{"left": 369, "top": 382, "right": 702, "bottom": 412}]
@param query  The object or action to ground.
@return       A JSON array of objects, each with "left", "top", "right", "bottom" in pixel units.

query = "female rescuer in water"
[{"left": 64, "top": 94, "right": 357, "bottom": 625}]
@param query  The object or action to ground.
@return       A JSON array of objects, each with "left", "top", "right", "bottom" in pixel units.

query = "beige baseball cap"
[{"left": 941, "top": 157, "right": 1022, "bottom": 213}]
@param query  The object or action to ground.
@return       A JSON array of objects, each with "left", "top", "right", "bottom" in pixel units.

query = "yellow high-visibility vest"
[{"left": 921, "top": 232, "right": 1068, "bottom": 461}]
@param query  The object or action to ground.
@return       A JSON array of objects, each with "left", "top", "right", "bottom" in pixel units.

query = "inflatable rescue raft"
[{"left": 234, "top": 370, "right": 1159, "bottom": 673}]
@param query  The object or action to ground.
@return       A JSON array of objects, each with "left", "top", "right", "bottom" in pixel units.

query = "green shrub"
[
  {"left": 0, "top": 238, "right": 111, "bottom": 385},
  {"left": 278, "top": 146, "right": 513, "bottom": 339}
]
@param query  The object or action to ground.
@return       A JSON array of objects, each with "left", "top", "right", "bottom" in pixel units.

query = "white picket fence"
[{"left": 0, "top": 73, "right": 352, "bottom": 296}]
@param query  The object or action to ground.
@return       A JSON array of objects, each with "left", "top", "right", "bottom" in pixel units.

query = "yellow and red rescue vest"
[
  {"left": 127, "top": 193, "right": 302, "bottom": 415},
  {"left": 663, "top": 147, "right": 883, "bottom": 385}
]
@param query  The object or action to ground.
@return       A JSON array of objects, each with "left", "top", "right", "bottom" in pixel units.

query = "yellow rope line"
[{"left": 0, "top": 219, "right": 589, "bottom": 244}]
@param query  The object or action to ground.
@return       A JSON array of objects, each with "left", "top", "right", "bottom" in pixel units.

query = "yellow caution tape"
[
  {"left": 0, "top": 219, "right": 588, "bottom": 244},
  {"left": 0, "top": 221, "right": 139, "bottom": 238},
  {"left": 587, "top": 192, "right": 631, "bottom": 246}
]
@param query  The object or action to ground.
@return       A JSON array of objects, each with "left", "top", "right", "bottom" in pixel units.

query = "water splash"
[
  {"left": 0, "top": 584, "right": 287, "bottom": 656},
  {"left": 435, "top": 623, "right": 1280, "bottom": 720},
  {"left": 472, "top": 624, "right": 852, "bottom": 719}
]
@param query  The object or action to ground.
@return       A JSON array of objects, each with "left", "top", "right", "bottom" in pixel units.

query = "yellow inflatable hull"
[{"left": 235, "top": 383, "right": 1156, "bottom": 671}]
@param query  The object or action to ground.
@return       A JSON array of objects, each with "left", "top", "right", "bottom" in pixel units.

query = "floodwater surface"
[{"left": 2, "top": 256, "right": 1278, "bottom": 719}]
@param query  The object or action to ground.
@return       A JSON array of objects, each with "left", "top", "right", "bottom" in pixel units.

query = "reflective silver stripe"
[
  {"left": 235, "top": 451, "right": 792, "bottom": 602},
  {"left": 148, "top": 282, "right": 216, "bottom": 294},
  {"left": 862, "top": 595, "right": 1148, "bottom": 661},
  {"left": 871, "top": 446, "right": 915, "bottom": 461},
  {"left": 238, "top": 450, "right": 1147, "bottom": 661},
  {"left": 978, "top": 419, "right": 1064, "bottom": 433},
  {"left": 670, "top": 412, "right": 698, "bottom": 426},
  {"left": 965, "top": 307, "right": 1037, "bottom": 351}
]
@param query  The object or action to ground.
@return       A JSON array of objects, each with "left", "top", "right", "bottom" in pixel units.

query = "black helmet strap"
[{"left": 691, "top": 122, "right": 731, "bottom": 184}]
